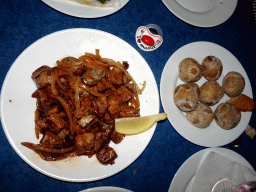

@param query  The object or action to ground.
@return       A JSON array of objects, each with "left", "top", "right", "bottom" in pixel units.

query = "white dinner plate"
[
  {"left": 161, "top": 0, "right": 238, "bottom": 27},
  {"left": 160, "top": 41, "right": 252, "bottom": 147},
  {"left": 80, "top": 186, "right": 133, "bottom": 192},
  {"left": 168, "top": 147, "right": 254, "bottom": 192},
  {"left": 41, "top": 0, "right": 129, "bottom": 18},
  {"left": 0, "top": 28, "right": 159, "bottom": 182}
]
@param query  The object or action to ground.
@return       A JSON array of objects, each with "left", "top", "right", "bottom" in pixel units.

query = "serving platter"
[
  {"left": 0, "top": 28, "right": 159, "bottom": 182},
  {"left": 41, "top": 0, "right": 129, "bottom": 18},
  {"left": 160, "top": 41, "right": 252, "bottom": 147}
]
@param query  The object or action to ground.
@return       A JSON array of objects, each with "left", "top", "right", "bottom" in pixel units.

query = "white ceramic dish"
[
  {"left": 160, "top": 41, "right": 252, "bottom": 147},
  {"left": 161, "top": 0, "right": 238, "bottom": 27},
  {"left": 0, "top": 28, "right": 159, "bottom": 182},
  {"left": 80, "top": 186, "right": 133, "bottom": 192},
  {"left": 41, "top": 0, "right": 129, "bottom": 18},
  {"left": 168, "top": 147, "right": 254, "bottom": 192}
]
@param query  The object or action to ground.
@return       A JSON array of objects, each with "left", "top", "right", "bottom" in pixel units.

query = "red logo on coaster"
[{"left": 136, "top": 26, "right": 163, "bottom": 51}]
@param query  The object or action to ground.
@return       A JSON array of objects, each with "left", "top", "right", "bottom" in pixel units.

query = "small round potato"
[
  {"left": 186, "top": 103, "right": 214, "bottom": 128},
  {"left": 222, "top": 71, "right": 245, "bottom": 98},
  {"left": 202, "top": 56, "right": 223, "bottom": 81},
  {"left": 174, "top": 83, "right": 200, "bottom": 112},
  {"left": 214, "top": 103, "right": 241, "bottom": 130},
  {"left": 199, "top": 80, "right": 224, "bottom": 106},
  {"left": 179, "top": 58, "right": 203, "bottom": 83}
]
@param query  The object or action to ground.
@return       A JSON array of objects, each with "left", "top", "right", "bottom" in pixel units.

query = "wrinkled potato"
[
  {"left": 214, "top": 103, "right": 241, "bottom": 130},
  {"left": 222, "top": 71, "right": 245, "bottom": 97},
  {"left": 199, "top": 80, "right": 224, "bottom": 106},
  {"left": 179, "top": 58, "right": 203, "bottom": 83},
  {"left": 202, "top": 56, "right": 223, "bottom": 81},
  {"left": 174, "top": 83, "right": 200, "bottom": 112},
  {"left": 186, "top": 103, "right": 214, "bottom": 128}
]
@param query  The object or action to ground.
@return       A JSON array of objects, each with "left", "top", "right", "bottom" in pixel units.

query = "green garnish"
[{"left": 97, "top": 0, "right": 107, "bottom": 4}]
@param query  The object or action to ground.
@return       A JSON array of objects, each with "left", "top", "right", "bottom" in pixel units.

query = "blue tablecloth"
[{"left": 0, "top": 0, "right": 256, "bottom": 191}]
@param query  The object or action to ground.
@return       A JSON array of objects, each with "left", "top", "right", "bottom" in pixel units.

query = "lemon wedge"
[{"left": 115, "top": 113, "right": 167, "bottom": 135}]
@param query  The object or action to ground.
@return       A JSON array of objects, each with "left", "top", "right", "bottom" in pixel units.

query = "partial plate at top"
[
  {"left": 41, "top": 0, "right": 129, "bottom": 18},
  {"left": 161, "top": 0, "right": 238, "bottom": 27},
  {"left": 160, "top": 41, "right": 252, "bottom": 147},
  {"left": 0, "top": 28, "right": 159, "bottom": 182}
]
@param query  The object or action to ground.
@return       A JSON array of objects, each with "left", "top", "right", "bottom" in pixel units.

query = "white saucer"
[{"left": 161, "top": 0, "right": 238, "bottom": 27}]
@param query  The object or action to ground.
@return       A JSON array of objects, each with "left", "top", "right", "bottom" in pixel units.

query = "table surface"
[{"left": 0, "top": 0, "right": 256, "bottom": 192}]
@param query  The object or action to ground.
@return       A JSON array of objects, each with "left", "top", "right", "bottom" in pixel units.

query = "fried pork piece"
[
  {"left": 77, "top": 115, "right": 98, "bottom": 128},
  {"left": 83, "top": 66, "right": 105, "bottom": 86},
  {"left": 40, "top": 131, "right": 65, "bottom": 148},
  {"left": 75, "top": 133, "right": 94, "bottom": 150},
  {"left": 106, "top": 66, "right": 125, "bottom": 88},
  {"left": 111, "top": 130, "right": 123, "bottom": 144},
  {"left": 48, "top": 113, "right": 67, "bottom": 132},
  {"left": 32, "top": 66, "right": 52, "bottom": 88},
  {"left": 58, "top": 57, "right": 84, "bottom": 75},
  {"left": 94, "top": 132, "right": 110, "bottom": 152},
  {"left": 107, "top": 92, "right": 123, "bottom": 115},
  {"left": 91, "top": 97, "right": 108, "bottom": 118},
  {"left": 96, "top": 146, "right": 117, "bottom": 165},
  {"left": 226, "top": 94, "right": 255, "bottom": 112},
  {"left": 117, "top": 86, "right": 133, "bottom": 102}
]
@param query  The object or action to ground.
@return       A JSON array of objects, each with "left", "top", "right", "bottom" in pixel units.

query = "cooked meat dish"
[{"left": 21, "top": 49, "right": 142, "bottom": 165}]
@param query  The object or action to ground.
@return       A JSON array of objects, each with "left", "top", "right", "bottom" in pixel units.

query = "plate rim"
[
  {"left": 80, "top": 186, "right": 133, "bottom": 192},
  {"left": 0, "top": 28, "right": 160, "bottom": 182}
]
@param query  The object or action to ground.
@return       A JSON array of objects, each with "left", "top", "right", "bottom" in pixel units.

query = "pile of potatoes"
[{"left": 174, "top": 56, "right": 245, "bottom": 130}]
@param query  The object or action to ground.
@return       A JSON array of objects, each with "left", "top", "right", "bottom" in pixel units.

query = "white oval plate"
[
  {"left": 161, "top": 0, "right": 238, "bottom": 28},
  {"left": 80, "top": 186, "right": 133, "bottom": 192},
  {"left": 168, "top": 147, "right": 254, "bottom": 192},
  {"left": 41, "top": 0, "right": 129, "bottom": 18},
  {"left": 0, "top": 28, "right": 159, "bottom": 182},
  {"left": 160, "top": 41, "right": 252, "bottom": 147}
]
